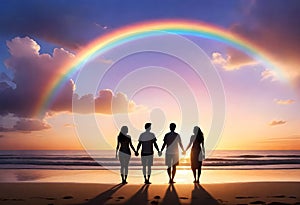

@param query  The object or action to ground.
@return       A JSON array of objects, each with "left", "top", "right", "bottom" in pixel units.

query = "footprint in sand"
[
  {"left": 288, "top": 196, "right": 296, "bottom": 199},
  {"left": 150, "top": 201, "right": 159, "bottom": 205},
  {"left": 267, "top": 202, "right": 291, "bottom": 205},
  {"left": 268, "top": 195, "right": 286, "bottom": 198},
  {"left": 154, "top": 195, "right": 161, "bottom": 200},
  {"left": 62, "top": 196, "right": 74, "bottom": 199},
  {"left": 0, "top": 198, "right": 25, "bottom": 201},
  {"left": 249, "top": 200, "right": 266, "bottom": 204}
]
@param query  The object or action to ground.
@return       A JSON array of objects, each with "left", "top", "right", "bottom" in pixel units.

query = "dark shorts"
[
  {"left": 165, "top": 154, "right": 179, "bottom": 167},
  {"left": 141, "top": 155, "right": 154, "bottom": 166}
]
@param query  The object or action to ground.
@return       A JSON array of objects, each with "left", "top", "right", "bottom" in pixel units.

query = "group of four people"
[{"left": 116, "top": 123, "right": 205, "bottom": 184}]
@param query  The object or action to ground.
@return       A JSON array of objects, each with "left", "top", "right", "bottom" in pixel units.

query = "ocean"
[
  {"left": 0, "top": 150, "right": 299, "bottom": 170},
  {"left": 1, "top": 150, "right": 300, "bottom": 184}
]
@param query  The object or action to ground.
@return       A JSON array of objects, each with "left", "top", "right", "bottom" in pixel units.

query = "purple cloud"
[
  {"left": 0, "top": 37, "right": 75, "bottom": 117},
  {"left": 0, "top": 118, "right": 51, "bottom": 132},
  {"left": 0, "top": 37, "right": 139, "bottom": 119}
]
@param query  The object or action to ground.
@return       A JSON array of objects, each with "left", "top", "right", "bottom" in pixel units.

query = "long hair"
[
  {"left": 194, "top": 126, "right": 204, "bottom": 144},
  {"left": 118, "top": 126, "right": 128, "bottom": 141}
]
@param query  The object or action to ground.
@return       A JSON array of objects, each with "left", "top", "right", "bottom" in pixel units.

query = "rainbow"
[{"left": 34, "top": 19, "right": 285, "bottom": 117}]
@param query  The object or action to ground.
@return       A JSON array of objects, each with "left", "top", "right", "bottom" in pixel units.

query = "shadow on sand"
[
  {"left": 124, "top": 184, "right": 149, "bottom": 204},
  {"left": 160, "top": 183, "right": 220, "bottom": 205},
  {"left": 160, "top": 184, "right": 181, "bottom": 205},
  {"left": 78, "top": 183, "right": 124, "bottom": 205},
  {"left": 191, "top": 183, "right": 220, "bottom": 205},
  {"left": 78, "top": 183, "right": 220, "bottom": 205}
]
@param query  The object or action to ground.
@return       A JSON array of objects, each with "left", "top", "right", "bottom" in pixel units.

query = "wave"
[
  {"left": 0, "top": 151, "right": 299, "bottom": 170},
  {"left": 230, "top": 155, "right": 300, "bottom": 158},
  {"left": 0, "top": 158, "right": 299, "bottom": 167}
]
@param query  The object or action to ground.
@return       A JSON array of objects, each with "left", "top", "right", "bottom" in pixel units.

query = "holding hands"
[
  {"left": 158, "top": 151, "right": 162, "bottom": 157},
  {"left": 135, "top": 151, "right": 139, "bottom": 156}
]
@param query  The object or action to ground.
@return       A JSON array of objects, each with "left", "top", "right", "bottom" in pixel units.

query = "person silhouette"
[
  {"left": 116, "top": 126, "right": 137, "bottom": 184},
  {"left": 136, "top": 123, "right": 160, "bottom": 184},
  {"left": 185, "top": 126, "right": 205, "bottom": 183},
  {"left": 161, "top": 123, "right": 185, "bottom": 184}
]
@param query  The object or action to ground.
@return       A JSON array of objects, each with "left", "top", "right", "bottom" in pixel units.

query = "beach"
[
  {"left": 1, "top": 150, "right": 300, "bottom": 204},
  {"left": 1, "top": 182, "right": 300, "bottom": 205}
]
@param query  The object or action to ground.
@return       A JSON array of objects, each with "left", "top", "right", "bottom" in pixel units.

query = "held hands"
[
  {"left": 158, "top": 151, "right": 162, "bottom": 157},
  {"left": 182, "top": 150, "right": 186, "bottom": 155},
  {"left": 135, "top": 151, "right": 139, "bottom": 156}
]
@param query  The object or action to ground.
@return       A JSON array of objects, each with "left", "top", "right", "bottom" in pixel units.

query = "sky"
[{"left": 0, "top": 0, "right": 299, "bottom": 151}]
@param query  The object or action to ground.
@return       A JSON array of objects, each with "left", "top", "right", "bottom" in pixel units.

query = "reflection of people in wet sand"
[
  {"left": 161, "top": 123, "right": 185, "bottom": 184},
  {"left": 136, "top": 123, "right": 160, "bottom": 184},
  {"left": 185, "top": 126, "right": 205, "bottom": 183},
  {"left": 116, "top": 126, "right": 137, "bottom": 184}
]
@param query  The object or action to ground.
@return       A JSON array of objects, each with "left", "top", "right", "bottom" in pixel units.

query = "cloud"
[
  {"left": 274, "top": 99, "right": 295, "bottom": 105},
  {"left": 265, "top": 135, "right": 300, "bottom": 142},
  {"left": 0, "top": 37, "right": 75, "bottom": 118},
  {"left": 227, "top": 1, "right": 300, "bottom": 89},
  {"left": 211, "top": 52, "right": 231, "bottom": 70},
  {"left": 64, "top": 123, "right": 75, "bottom": 128},
  {"left": 269, "top": 120, "right": 287, "bottom": 126},
  {"left": 0, "top": 118, "right": 51, "bottom": 132},
  {"left": 0, "top": 72, "right": 15, "bottom": 91},
  {"left": 13, "top": 118, "right": 51, "bottom": 131},
  {"left": 212, "top": 51, "right": 256, "bottom": 71},
  {"left": 261, "top": 70, "right": 278, "bottom": 82},
  {"left": 73, "top": 89, "right": 137, "bottom": 114},
  {"left": 0, "top": 37, "right": 140, "bottom": 118}
]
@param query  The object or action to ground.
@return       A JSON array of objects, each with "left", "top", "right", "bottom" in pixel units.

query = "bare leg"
[
  {"left": 167, "top": 167, "right": 172, "bottom": 182},
  {"left": 146, "top": 165, "right": 151, "bottom": 184},
  {"left": 120, "top": 165, "right": 124, "bottom": 183},
  {"left": 171, "top": 165, "right": 177, "bottom": 183},
  {"left": 197, "top": 161, "right": 203, "bottom": 183},
  {"left": 192, "top": 168, "right": 197, "bottom": 182}
]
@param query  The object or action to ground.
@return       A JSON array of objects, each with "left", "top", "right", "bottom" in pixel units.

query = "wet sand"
[{"left": 0, "top": 182, "right": 300, "bottom": 205}]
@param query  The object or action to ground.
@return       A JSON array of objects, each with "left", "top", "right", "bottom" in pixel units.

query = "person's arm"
[
  {"left": 116, "top": 138, "right": 120, "bottom": 159},
  {"left": 154, "top": 140, "right": 160, "bottom": 153},
  {"left": 202, "top": 141, "right": 205, "bottom": 157},
  {"left": 161, "top": 141, "right": 166, "bottom": 152},
  {"left": 185, "top": 137, "right": 193, "bottom": 152},
  {"left": 129, "top": 138, "right": 136, "bottom": 153},
  {"left": 178, "top": 135, "right": 185, "bottom": 154},
  {"left": 136, "top": 141, "right": 142, "bottom": 153}
]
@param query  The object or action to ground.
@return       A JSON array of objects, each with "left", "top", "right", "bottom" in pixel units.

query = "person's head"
[
  {"left": 145, "top": 123, "right": 151, "bottom": 131},
  {"left": 194, "top": 126, "right": 204, "bottom": 142},
  {"left": 169, "top": 123, "right": 176, "bottom": 131},
  {"left": 120, "top": 126, "right": 128, "bottom": 135}
]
